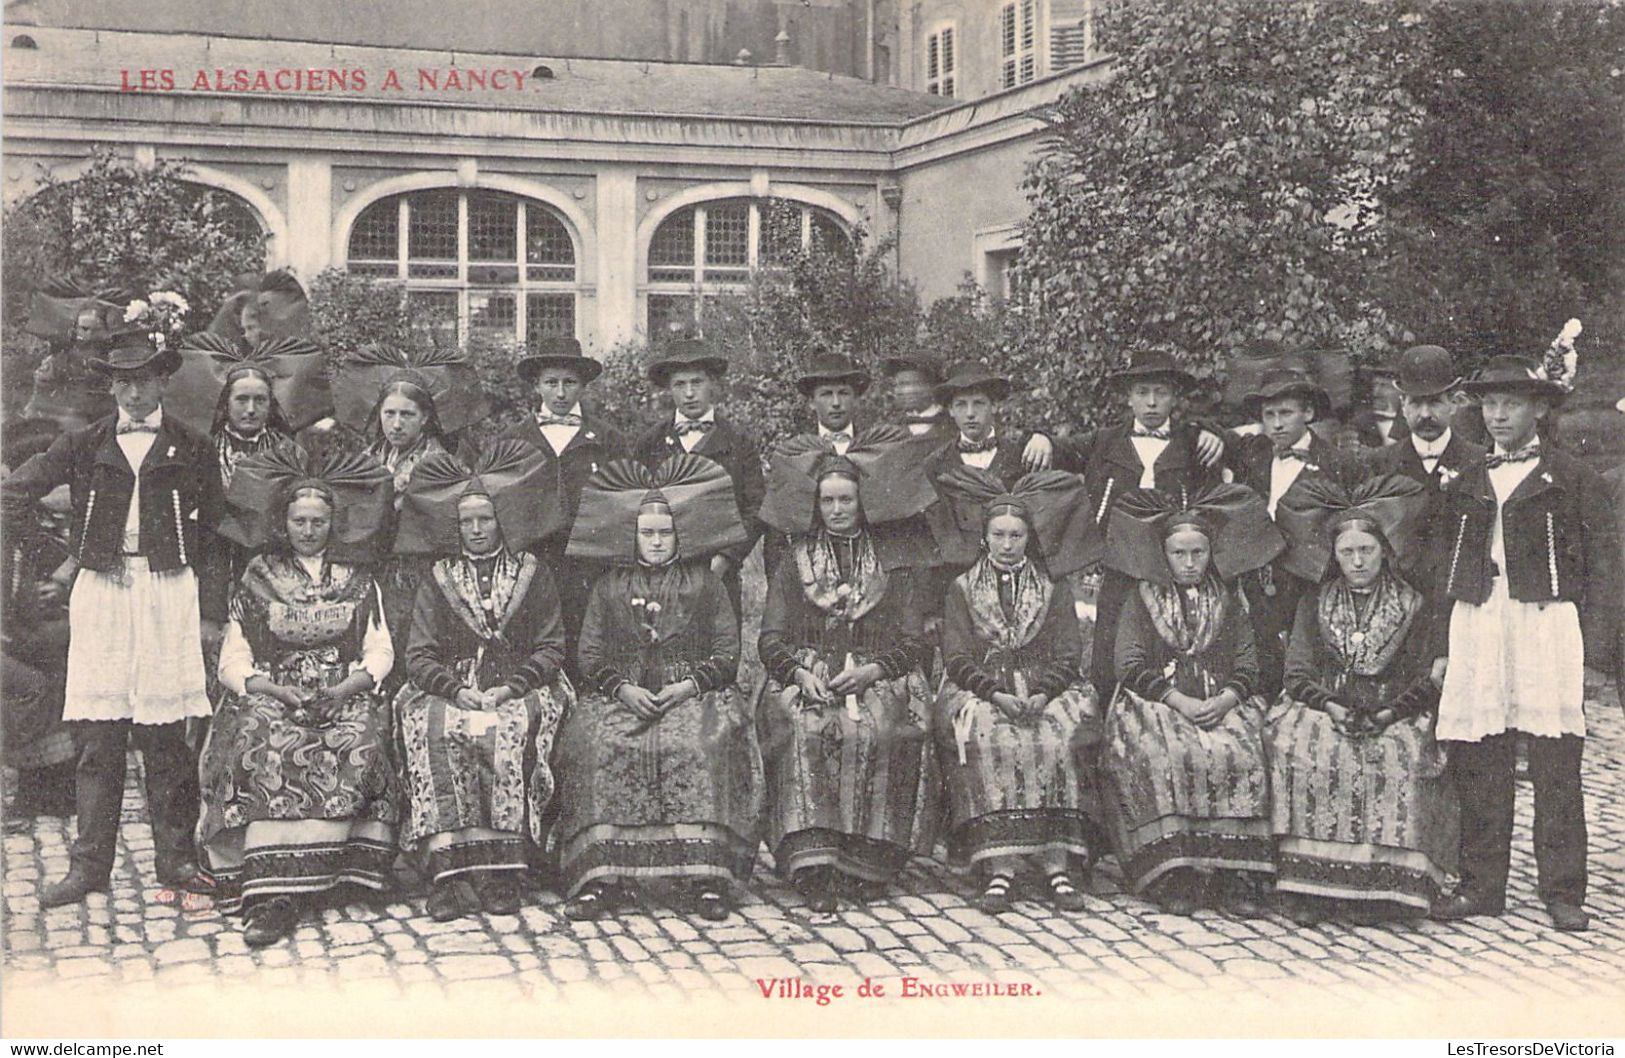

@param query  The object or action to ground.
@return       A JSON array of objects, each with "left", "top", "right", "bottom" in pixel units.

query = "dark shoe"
[
  {"left": 480, "top": 875, "right": 525, "bottom": 917},
  {"left": 796, "top": 867, "right": 838, "bottom": 914},
  {"left": 1344, "top": 900, "right": 1399, "bottom": 927},
  {"left": 1148, "top": 869, "right": 1204, "bottom": 916},
  {"left": 1215, "top": 872, "right": 1265, "bottom": 919},
  {"left": 1548, "top": 903, "right": 1590, "bottom": 932},
  {"left": 1046, "top": 871, "right": 1089, "bottom": 913},
  {"left": 426, "top": 879, "right": 479, "bottom": 922},
  {"left": 1431, "top": 891, "right": 1504, "bottom": 922},
  {"left": 40, "top": 869, "right": 109, "bottom": 908},
  {"left": 243, "top": 897, "right": 299, "bottom": 948},
  {"left": 693, "top": 887, "right": 731, "bottom": 922},
  {"left": 974, "top": 874, "right": 1015, "bottom": 915},
  {"left": 1279, "top": 893, "right": 1326, "bottom": 927},
  {"left": 156, "top": 860, "right": 214, "bottom": 894},
  {"left": 564, "top": 882, "right": 619, "bottom": 922},
  {"left": 838, "top": 872, "right": 885, "bottom": 905}
]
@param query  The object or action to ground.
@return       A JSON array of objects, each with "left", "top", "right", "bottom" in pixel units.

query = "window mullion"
[
  {"left": 396, "top": 197, "right": 409, "bottom": 280},
  {"left": 515, "top": 202, "right": 529, "bottom": 344},
  {"left": 694, "top": 206, "right": 708, "bottom": 287},
  {"left": 747, "top": 202, "right": 761, "bottom": 271}
]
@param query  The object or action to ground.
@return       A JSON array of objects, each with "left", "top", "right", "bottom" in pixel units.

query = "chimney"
[
  {"left": 735, "top": 48, "right": 753, "bottom": 65},
  {"left": 773, "top": 28, "right": 791, "bottom": 66}
]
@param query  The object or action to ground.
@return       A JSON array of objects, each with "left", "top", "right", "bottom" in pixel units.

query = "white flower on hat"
[
  {"left": 123, "top": 299, "right": 149, "bottom": 323},
  {"left": 1541, "top": 318, "right": 1582, "bottom": 392}
]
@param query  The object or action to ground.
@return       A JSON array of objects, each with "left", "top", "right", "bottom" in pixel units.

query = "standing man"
[
  {"left": 1229, "top": 366, "right": 1356, "bottom": 698},
  {"left": 795, "top": 352, "right": 871, "bottom": 452},
  {"left": 1032, "top": 351, "right": 1226, "bottom": 694},
  {"left": 502, "top": 336, "right": 626, "bottom": 668},
  {"left": 1365, "top": 345, "right": 1487, "bottom": 594},
  {"left": 1432, "top": 355, "right": 1619, "bottom": 933},
  {"left": 634, "top": 338, "right": 764, "bottom": 618},
  {"left": 879, "top": 355, "right": 954, "bottom": 443},
  {"left": 928, "top": 362, "right": 1031, "bottom": 486},
  {"left": 1, "top": 329, "right": 215, "bottom": 906},
  {"left": 763, "top": 352, "right": 873, "bottom": 578}
]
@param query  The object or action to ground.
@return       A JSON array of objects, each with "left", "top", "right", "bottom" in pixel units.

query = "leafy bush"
[{"left": 2, "top": 148, "right": 267, "bottom": 414}]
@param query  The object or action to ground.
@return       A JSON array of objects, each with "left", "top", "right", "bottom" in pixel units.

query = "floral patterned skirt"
[
  {"left": 197, "top": 684, "right": 400, "bottom": 913},
  {"left": 395, "top": 678, "right": 571, "bottom": 883},
  {"left": 758, "top": 648, "right": 941, "bottom": 882},
  {"left": 1100, "top": 689, "right": 1273, "bottom": 892},
  {"left": 554, "top": 683, "right": 763, "bottom": 896},
  {"left": 1267, "top": 700, "right": 1459, "bottom": 911},
  {"left": 932, "top": 678, "right": 1103, "bottom": 868}
]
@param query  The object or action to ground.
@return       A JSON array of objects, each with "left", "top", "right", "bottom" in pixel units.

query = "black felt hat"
[
  {"left": 795, "top": 352, "right": 872, "bottom": 397},
  {"left": 646, "top": 338, "right": 730, "bottom": 387},
  {"left": 934, "top": 362, "right": 1011, "bottom": 404},
  {"left": 516, "top": 336, "right": 603, "bottom": 384},
  {"left": 1108, "top": 349, "right": 1197, "bottom": 391},
  {"left": 83, "top": 330, "right": 181, "bottom": 377}
]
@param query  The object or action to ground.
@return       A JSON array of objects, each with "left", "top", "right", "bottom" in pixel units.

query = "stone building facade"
[{"left": 2, "top": 19, "right": 1109, "bottom": 353}]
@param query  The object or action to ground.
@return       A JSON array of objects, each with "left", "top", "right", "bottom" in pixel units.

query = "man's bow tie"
[
  {"left": 1485, "top": 446, "right": 1539, "bottom": 469},
  {"left": 535, "top": 411, "right": 583, "bottom": 427},
  {"left": 117, "top": 421, "right": 158, "bottom": 435},
  {"left": 1275, "top": 447, "right": 1311, "bottom": 462},
  {"left": 957, "top": 436, "right": 997, "bottom": 454},
  {"left": 1132, "top": 426, "right": 1170, "bottom": 441},
  {"left": 675, "top": 419, "right": 715, "bottom": 437}
]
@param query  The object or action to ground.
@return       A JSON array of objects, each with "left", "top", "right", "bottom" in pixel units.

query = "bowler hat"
[
  {"left": 83, "top": 329, "right": 181, "bottom": 378},
  {"left": 1242, "top": 366, "right": 1331, "bottom": 419},
  {"left": 1109, "top": 349, "right": 1197, "bottom": 390},
  {"left": 1460, "top": 355, "right": 1566, "bottom": 400},
  {"left": 516, "top": 336, "right": 602, "bottom": 384},
  {"left": 878, "top": 354, "right": 945, "bottom": 383},
  {"left": 1393, "top": 345, "right": 1461, "bottom": 398},
  {"left": 796, "top": 353, "right": 872, "bottom": 397},
  {"left": 934, "top": 361, "right": 1011, "bottom": 404},
  {"left": 647, "top": 339, "right": 730, "bottom": 387}
]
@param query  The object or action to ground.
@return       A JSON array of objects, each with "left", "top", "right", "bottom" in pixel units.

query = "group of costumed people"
[{"left": 2, "top": 274, "right": 1619, "bottom": 951}]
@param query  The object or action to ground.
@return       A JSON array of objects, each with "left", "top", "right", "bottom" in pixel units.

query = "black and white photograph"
[{"left": 0, "top": 0, "right": 1622, "bottom": 1041}]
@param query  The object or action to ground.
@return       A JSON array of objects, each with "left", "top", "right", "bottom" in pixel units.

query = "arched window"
[
  {"left": 644, "top": 197, "right": 852, "bottom": 338},
  {"left": 194, "top": 188, "right": 267, "bottom": 263},
  {"left": 347, "top": 189, "right": 578, "bottom": 347}
]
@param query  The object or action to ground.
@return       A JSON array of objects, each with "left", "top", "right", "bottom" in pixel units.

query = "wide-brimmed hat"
[
  {"left": 1393, "top": 345, "right": 1461, "bottom": 398},
  {"left": 1109, "top": 349, "right": 1197, "bottom": 391},
  {"left": 1242, "top": 366, "right": 1331, "bottom": 419},
  {"left": 646, "top": 338, "right": 729, "bottom": 387},
  {"left": 516, "top": 335, "right": 603, "bottom": 384},
  {"left": 878, "top": 354, "right": 945, "bottom": 383},
  {"left": 83, "top": 330, "right": 181, "bottom": 378},
  {"left": 795, "top": 352, "right": 872, "bottom": 397},
  {"left": 934, "top": 361, "right": 1011, "bottom": 404},
  {"left": 1460, "top": 354, "right": 1566, "bottom": 399}
]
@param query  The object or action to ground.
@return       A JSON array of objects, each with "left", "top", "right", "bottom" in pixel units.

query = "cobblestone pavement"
[{"left": 4, "top": 687, "right": 1624, "bottom": 1033}]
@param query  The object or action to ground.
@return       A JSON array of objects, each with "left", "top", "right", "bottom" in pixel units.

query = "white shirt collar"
[
  {"left": 116, "top": 408, "right": 163, "bottom": 431},
  {"left": 959, "top": 428, "right": 997, "bottom": 445},
  {"left": 1274, "top": 432, "right": 1313, "bottom": 458},
  {"left": 1493, "top": 434, "right": 1540, "bottom": 457},
  {"left": 1412, "top": 428, "right": 1451, "bottom": 460},
  {"left": 818, "top": 423, "right": 854, "bottom": 438},
  {"left": 675, "top": 407, "right": 716, "bottom": 426}
]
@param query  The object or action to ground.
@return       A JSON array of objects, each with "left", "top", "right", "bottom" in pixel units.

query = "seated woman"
[
  {"left": 393, "top": 443, "right": 573, "bottom": 921},
  {"left": 552, "top": 455, "right": 761, "bottom": 922},
  {"left": 1100, "top": 486, "right": 1283, "bottom": 917},
  {"left": 932, "top": 468, "right": 1102, "bottom": 913},
  {"left": 757, "top": 451, "right": 939, "bottom": 913},
  {"left": 1268, "top": 486, "right": 1457, "bottom": 925},
  {"left": 198, "top": 445, "right": 400, "bottom": 947}
]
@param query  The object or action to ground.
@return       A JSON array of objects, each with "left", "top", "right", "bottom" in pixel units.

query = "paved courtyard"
[{"left": 4, "top": 680, "right": 1624, "bottom": 1035}]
